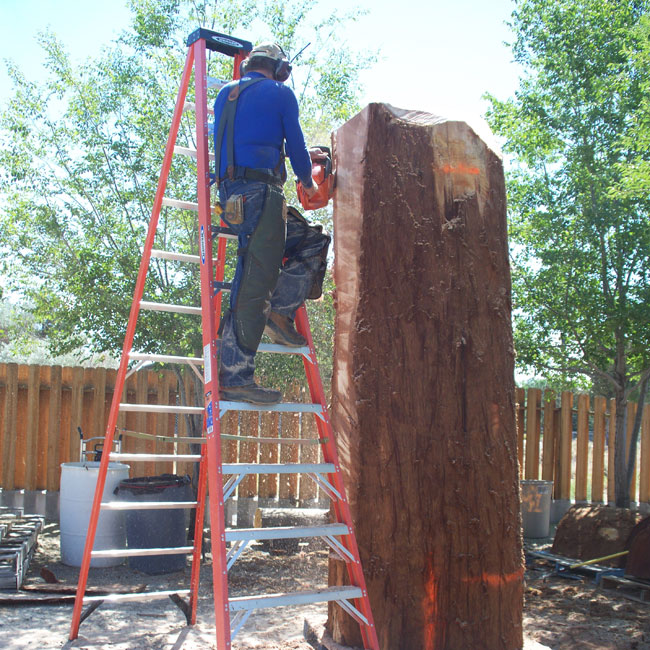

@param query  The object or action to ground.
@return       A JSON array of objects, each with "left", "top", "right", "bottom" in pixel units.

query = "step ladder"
[{"left": 68, "top": 27, "right": 379, "bottom": 650}]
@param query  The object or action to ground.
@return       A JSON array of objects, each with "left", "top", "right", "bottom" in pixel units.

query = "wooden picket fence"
[
  {"left": 516, "top": 388, "right": 650, "bottom": 505},
  {"left": 0, "top": 363, "right": 322, "bottom": 504},
  {"left": 1, "top": 363, "right": 649, "bottom": 506}
]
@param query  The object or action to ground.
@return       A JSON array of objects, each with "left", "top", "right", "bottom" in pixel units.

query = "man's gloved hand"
[
  {"left": 304, "top": 179, "right": 319, "bottom": 199},
  {"left": 309, "top": 147, "right": 328, "bottom": 161}
]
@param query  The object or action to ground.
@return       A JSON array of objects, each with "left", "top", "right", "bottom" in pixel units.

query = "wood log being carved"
[{"left": 328, "top": 103, "right": 523, "bottom": 650}]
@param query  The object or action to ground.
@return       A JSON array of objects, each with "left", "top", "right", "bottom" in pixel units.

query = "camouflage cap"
[{"left": 249, "top": 43, "right": 287, "bottom": 62}]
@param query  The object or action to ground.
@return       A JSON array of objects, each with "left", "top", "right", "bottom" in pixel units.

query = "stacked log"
[{"left": 328, "top": 103, "right": 523, "bottom": 650}]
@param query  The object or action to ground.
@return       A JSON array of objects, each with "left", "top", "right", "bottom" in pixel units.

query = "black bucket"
[{"left": 115, "top": 474, "right": 193, "bottom": 574}]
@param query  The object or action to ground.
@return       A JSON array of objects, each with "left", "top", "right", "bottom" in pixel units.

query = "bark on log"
[{"left": 328, "top": 103, "right": 523, "bottom": 650}]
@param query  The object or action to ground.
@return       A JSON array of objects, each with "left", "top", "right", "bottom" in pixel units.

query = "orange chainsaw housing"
[{"left": 296, "top": 146, "right": 334, "bottom": 210}]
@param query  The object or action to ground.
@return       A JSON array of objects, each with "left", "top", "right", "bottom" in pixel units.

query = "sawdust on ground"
[{"left": 1, "top": 522, "right": 649, "bottom": 649}]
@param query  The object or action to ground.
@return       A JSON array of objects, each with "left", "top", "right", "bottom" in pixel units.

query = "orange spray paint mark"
[
  {"left": 439, "top": 162, "right": 480, "bottom": 175},
  {"left": 462, "top": 567, "right": 524, "bottom": 587},
  {"left": 423, "top": 558, "right": 445, "bottom": 650}
]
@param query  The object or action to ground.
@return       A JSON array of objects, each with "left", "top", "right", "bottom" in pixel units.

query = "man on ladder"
[{"left": 214, "top": 42, "right": 328, "bottom": 406}]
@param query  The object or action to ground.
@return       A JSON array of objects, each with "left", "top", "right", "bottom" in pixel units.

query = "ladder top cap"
[{"left": 186, "top": 29, "right": 252, "bottom": 56}]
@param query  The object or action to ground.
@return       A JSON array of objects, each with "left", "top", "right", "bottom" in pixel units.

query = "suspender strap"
[{"left": 214, "top": 77, "right": 266, "bottom": 182}]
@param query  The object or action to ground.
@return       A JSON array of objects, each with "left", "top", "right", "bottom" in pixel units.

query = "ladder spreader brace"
[{"left": 68, "top": 27, "right": 379, "bottom": 650}]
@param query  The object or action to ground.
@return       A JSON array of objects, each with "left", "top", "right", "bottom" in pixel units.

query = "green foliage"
[
  {"left": 485, "top": 0, "right": 650, "bottom": 505},
  {"left": 0, "top": 0, "right": 369, "bottom": 390},
  {"left": 485, "top": 0, "right": 650, "bottom": 387}
]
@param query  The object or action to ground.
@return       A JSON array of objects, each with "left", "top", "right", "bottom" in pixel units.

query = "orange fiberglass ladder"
[{"left": 68, "top": 28, "right": 379, "bottom": 650}]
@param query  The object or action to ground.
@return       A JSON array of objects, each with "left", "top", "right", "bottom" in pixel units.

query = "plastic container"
[
  {"left": 115, "top": 474, "right": 193, "bottom": 574},
  {"left": 60, "top": 461, "right": 130, "bottom": 567},
  {"left": 520, "top": 480, "right": 553, "bottom": 538}
]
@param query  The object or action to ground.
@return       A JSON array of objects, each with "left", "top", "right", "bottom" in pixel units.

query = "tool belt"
[{"left": 221, "top": 166, "right": 284, "bottom": 187}]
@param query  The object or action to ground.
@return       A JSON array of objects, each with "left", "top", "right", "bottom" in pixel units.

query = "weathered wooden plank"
[
  {"left": 558, "top": 391, "right": 573, "bottom": 501},
  {"left": 2, "top": 364, "right": 18, "bottom": 489},
  {"left": 575, "top": 393, "right": 590, "bottom": 502},
  {"left": 46, "top": 366, "right": 63, "bottom": 491},
  {"left": 69, "top": 367, "right": 84, "bottom": 464},
  {"left": 541, "top": 391, "right": 556, "bottom": 482},
  {"left": 239, "top": 411, "right": 259, "bottom": 498},
  {"left": 24, "top": 365, "right": 41, "bottom": 490},
  {"left": 607, "top": 399, "right": 617, "bottom": 504},
  {"left": 279, "top": 384, "right": 300, "bottom": 503},
  {"left": 515, "top": 387, "right": 525, "bottom": 473},
  {"left": 524, "top": 388, "right": 541, "bottom": 479},
  {"left": 627, "top": 402, "right": 637, "bottom": 503},
  {"left": 640, "top": 404, "right": 650, "bottom": 505},
  {"left": 592, "top": 395, "right": 607, "bottom": 503},
  {"left": 258, "top": 411, "right": 279, "bottom": 500}
]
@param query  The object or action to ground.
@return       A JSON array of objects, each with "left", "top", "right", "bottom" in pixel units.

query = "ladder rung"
[
  {"left": 183, "top": 101, "right": 214, "bottom": 115},
  {"left": 151, "top": 249, "right": 201, "bottom": 264},
  {"left": 226, "top": 524, "right": 348, "bottom": 542},
  {"left": 119, "top": 403, "right": 203, "bottom": 414},
  {"left": 91, "top": 546, "right": 193, "bottom": 559},
  {"left": 100, "top": 501, "right": 198, "bottom": 510},
  {"left": 222, "top": 463, "right": 336, "bottom": 475},
  {"left": 129, "top": 352, "right": 202, "bottom": 365},
  {"left": 174, "top": 145, "right": 215, "bottom": 162},
  {"left": 110, "top": 453, "right": 202, "bottom": 462},
  {"left": 207, "top": 76, "right": 229, "bottom": 89},
  {"left": 140, "top": 301, "right": 201, "bottom": 316},
  {"left": 84, "top": 589, "right": 191, "bottom": 604},
  {"left": 229, "top": 586, "right": 363, "bottom": 612},
  {"left": 161, "top": 197, "right": 219, "bottom": 214}
]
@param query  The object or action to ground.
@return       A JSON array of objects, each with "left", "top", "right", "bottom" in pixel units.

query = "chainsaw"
[{"left": 296, "top": 145, "right": 334, "bottom": 210}]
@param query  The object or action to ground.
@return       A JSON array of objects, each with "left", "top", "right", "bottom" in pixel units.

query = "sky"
[{"left": 0, "top": 0, "right": 521, "bottom": 150}]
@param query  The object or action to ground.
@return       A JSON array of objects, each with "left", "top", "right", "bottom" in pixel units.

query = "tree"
[
  {"left": 485, "top": 0, "right": 650, "bottom": 507},
  {"left": 0, "top": 0, "right": 369, "bottom": 393}
]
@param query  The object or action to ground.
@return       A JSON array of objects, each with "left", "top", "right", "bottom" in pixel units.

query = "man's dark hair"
[{"left": 243, "top": 56, "right": 276, "bottom": 76}]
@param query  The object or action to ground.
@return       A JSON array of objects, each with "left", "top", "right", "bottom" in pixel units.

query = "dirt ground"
[{"left": 1, "top": 522, "right": 649, "bottom": 649}]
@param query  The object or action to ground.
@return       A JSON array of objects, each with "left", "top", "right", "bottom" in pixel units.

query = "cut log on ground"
[
  {"left": 254, "top": 507, "right": 329, "bottom": 553},
  {"left": 329, "top": 103, "right": 523, "bottom": 650}
]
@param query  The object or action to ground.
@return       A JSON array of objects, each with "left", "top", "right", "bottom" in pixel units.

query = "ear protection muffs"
[{"left": 241, "top": 43, "right": 292, "bottom": 82}]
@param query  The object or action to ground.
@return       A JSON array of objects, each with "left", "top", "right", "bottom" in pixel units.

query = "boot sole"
[{"left": 263, "top": 326, "right": 307, "bottom": 348}]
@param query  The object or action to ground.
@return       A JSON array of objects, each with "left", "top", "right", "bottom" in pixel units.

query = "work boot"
[
  {"left": 264, "top": 312, "right": 307, "bottom": 347},
  {"left": 220, "top": 383, "right": 282, "bottom": 405}
]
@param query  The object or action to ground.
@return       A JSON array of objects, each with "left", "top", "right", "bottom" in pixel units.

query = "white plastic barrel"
[{"left": 60, "top": 461, "right": 130, "bottom": 567}]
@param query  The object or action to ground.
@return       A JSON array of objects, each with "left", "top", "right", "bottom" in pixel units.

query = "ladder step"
[
  {"left": 161, "top": 197, "right": 219, "bottom": 214},
  {"left": 226, "top": 523, "right": 348, "bottom": 542},
  {"left": 140, "top": 301, "right": 202, "bottom": 316},
  {"left": 91, "top": 546, "right": 193, "bottom": 559},
  {"left": 110, "top": 453, "right": 202, "bottom": 462},
  {"left": 222, "top": 463, "right": 336, "bottom": 475},
  {"left": 100, "top": 501, "right": 198, "bottom": 510},
  {"left": 119, "top": 403, "right": 203, "bottom": 414},
  {"left": 174, "top": 145, "right": 215, "bottom": 162},
  {"left": 129, "top": 352, "right": 202, "bottom": 365},
  {"left": 219, "top": 401, "right": 324, "bottom": 416},
  {"left": 229, "top": 586, "right": 363, "bottom": 612},
  {"left": 129, "top": 345, "right": 307, "bottom": 367},
  {"left": 84, "top": 589, "right": 191, "bottom": 604}
]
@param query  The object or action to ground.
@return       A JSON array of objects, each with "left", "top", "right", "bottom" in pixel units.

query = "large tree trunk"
[{"left": 328, "top": 103, "right": 523, "bottom": 650}]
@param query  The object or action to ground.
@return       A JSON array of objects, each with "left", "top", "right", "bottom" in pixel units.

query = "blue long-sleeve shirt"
[{"left": 213, "top": 72, "right": 313, "bottom": 187}]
